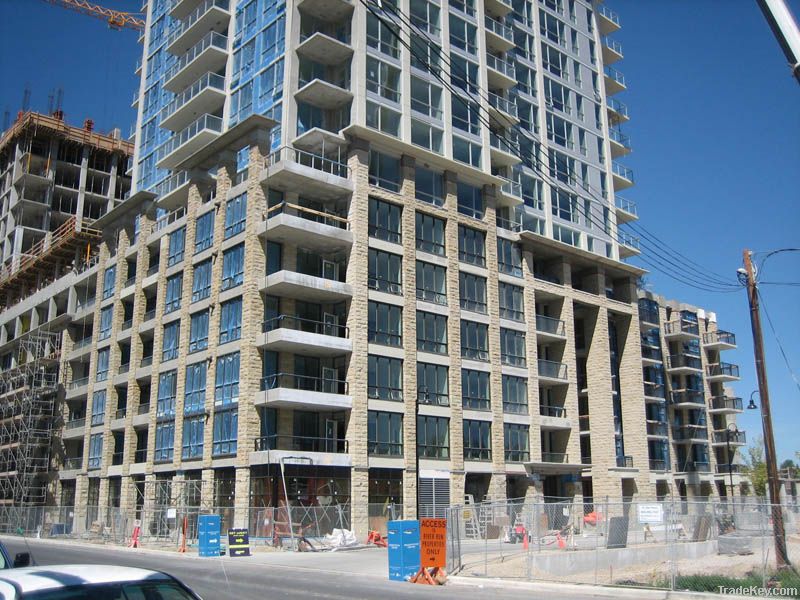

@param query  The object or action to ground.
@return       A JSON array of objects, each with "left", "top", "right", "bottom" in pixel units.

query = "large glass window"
[
  {"left": 165, "top": 273, "right": 183, "bottom": 314},
  {"left": 88, "top": 433, "right": 103, "bottom": 469},
  {"left": 215, "top": 352, "right": 240, "bottom": 405},
  {"left": 225, "top": 193, "right": 247, "bottom": 238},
  {"left": 461, "top": 320, "right": 489, "bottom": 361},
  {"left": 459, "top": 272, "right": 487, "bottom": 313},
  {"left": 502, "top": 375, "right": 528, "bottom": 414},
  {"left": 192, "top": 259, "right": 212, "bottom": 302},
  {"left": 168, "top": 226, "right": 185, "bottom": 266},
  {"left": 91, "top": 390, "right": 106, "bottom": 426},
  {"left": 369, "top": 151, "right": 401, "bottom": 192},
  {"left": 417, "top": 363, "right": 449, "bottom": 406},
  {"left": 157, "top": 371, "right": 177, "bottom": 418},
  {"left": 366, "top": 56, "right": 401, "bottom": 102},
  {"left": 182, "top": 415, "right": 204, "bottom": 459},
  {"left": 458, "top": 225, "right": 486, "bottom": 266},
  {"left": 189, "top": 310, "right": 209, "bottom": 353},
  {"left": 99, "top": 306, "right": 113, "bottom": 340},
  {"left": 367, "top": 12, "right": 400, "bottom": 58},
  {"left": 368, "top": 355, "right": 403, "bottom": 401},
  {"left": 194, "top": 210, "right": 214, "bottom": 253},
  {"left": 368, "top": 301, "right": 403, "bottom": 346},
  {"left": 504, "top": 423, "right": 530, "bottom": 462},
  {"left": 154, "top": 420, "right": 175, "bottom": 462},
  {"left": 184, "top": 362, "right": 207, "bottom": 414},
  {"left": 366, "top": 101, "right": 402, "bottom": 137},
  {"left": 96, "top": 348, "right": 110, "bottom": 382},
  {"left": 410, "top": 0, "right": 441, "bottom": 35},
  {"left": 462, "top": 369, "right": 490, "bottom": 409},
  {"left": 452, "top": 98, "right": 481, "bottom": 135},
  {"left": 213, "top": 408, "right": 238, "bottom": 456},
  {"left": 102, "top": 265, "right": 116, "bottom": 300},
  {"left": 416, "top": 261, "right": 447, "bottom": 305},
  {"left": 267, "top": 241, "right": 282, "bottom": 275},
  {"left": 417, "top": 415, "right": 450, "bottom": 458},
  {"left": 415, "top": 167, "right": 444, "bottom": 206},
  {"left": 499, "top": 283, "right": 525, "bottom": 321},
  {"left": 219, "top": 297, "right": 243, "bottom": 344},
  {"left": 162, "top": 321, "right": 180, "bottom": 361},
  {"left": 369, "top": 197, "right": 402, "bottom": 244},
  {"left": 453, "top": 136, "right": 482, "bottom": 168},
  {"left": 449, "top": 14, "right": 477, "bottom": 54},
  {"left": 222, "top": 244, "right": 245, "bottom": 290},
  {"left": 411, "top": 78, "right": 443, "bottom": 120},
  {"left": 411, "top": 119, "right": 444, "bottom": 153},
  {"left": 417, "top": 311, "right": 448, "bottom": 354},
  {"left": 415, "top": 212, "right": 446, "bottom": 255},
  {"left": 368, "top": 411, "right": 403, "bottom": 456},
  {"left": 498, "top": 238, "right": 523, "bottom": 277},
  {"left": 463, "top": 420, "right": 491, "bottom": 460},
  {"left": 368, "top": 249, "right": 403, "bottom": 294},
  {"left": 500, "top": 328, "right": 527, "bottom": 367}
]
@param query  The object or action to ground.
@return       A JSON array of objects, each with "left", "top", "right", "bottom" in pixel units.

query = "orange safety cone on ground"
[
  {"left": 522, "top": 531, "right": 529, "bottom": 550},
  {"left": 556, "top": 532, "right": 566, "bottom": 549}
]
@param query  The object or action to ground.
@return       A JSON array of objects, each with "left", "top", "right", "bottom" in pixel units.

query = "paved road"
[{"left": 0, "top": 537, "right": 598, "bottom": 599}]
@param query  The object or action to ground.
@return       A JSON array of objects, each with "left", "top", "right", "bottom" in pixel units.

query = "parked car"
[
  {"left": 0, "top": 565, "right": 202, "bottom": 599},
  {"left": 0, "top": 542, "right": 30, "bottom": 570}
]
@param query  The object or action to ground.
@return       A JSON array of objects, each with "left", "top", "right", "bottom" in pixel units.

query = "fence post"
[{"left": 669, "top": 496, "right": 676, "bottom": 591}]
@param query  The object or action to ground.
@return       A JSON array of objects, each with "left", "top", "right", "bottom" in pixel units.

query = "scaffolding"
[{"left": 0, "top": 332, "right": 61, "bottom": 505}]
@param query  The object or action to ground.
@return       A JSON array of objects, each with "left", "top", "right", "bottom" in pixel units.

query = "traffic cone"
[
  {"left": 522, "top": 532, "right": 529, "bottom": 550},
  {"left": 556, "top": 532, "right": 566, "bottom": 549}
]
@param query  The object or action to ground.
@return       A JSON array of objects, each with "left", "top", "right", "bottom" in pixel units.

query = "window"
[
  {"left": 267, "top": 241, "right": 282, "bottom": 275},
  {"left": 164, "top": 273, "right": 183, "bottom": 313},
  {"left": 225, "top": 193, "right": 247, "bottom": 238},
  {"left": 157, "top": 371, "right": 177, "bottom": 418},
  {"left": 366, "top": 56, "right": 401, "bottom": 102},
  {"left": 504, "top": 423, "right": 530, "bottom": 462},
  {"left": 462, "top": 369, "right": 490, "bottom": 409},
  {"left": 463, "top": 420, "right": 491, "bottom": 460},
  {"left": 453, "top": 135, "right": 482, "bottom": 168},
  {"left": 162, "top": 321, "right": 180, "bottom": 361},
  {"left": 458, "top": 225, "right": 485, "bottom": 266},
  {"left": 368, "top": 301, "right": 403, "bottom": 346},
  {"left": 553, "top": 224, "right": 580, "bottom": 247},
  {"left": 96, "top": 348, "right": 110, "bottom": 382},
  {"left": 450, "top": 55, "right": 479, "bottom": 94},
  {"left": 213, "top": 408, "right": 238, "bottom": 456},
  {"left": 168, "top": 226, "right": 185, "bottom": 266},
  {"left": 369, "top": 151, "right": 401, "bottom": 192},
  {"left": 184, "top": 362, "right": 207, "bottom": 414},
  {"left": 459, "top": 272, "right": 487, "bottom": 313},
  {"left": 549, "top": 149, "right": 575, "bottom": 184},
  {"left": 411, "top": 34, "right": 442, "bottom": 74},
  {"left": 417, "top": 311, "right": 448, "bottom": 354},
  {"left": 503, "top": 375, "right": 528, "bottom": 414},
  {"left": 499, "top": 283, "right": 525, "bottom": 321},
  {"left": 410, "top": 0, "right": 441, "bottom": 35},
  {"left": 416, "top": 261, "right": 446, "bottom": 304},
  {"left": 102, "top": 265, "right": 116, "bottom": 299},
  {"left": 544, "top": 76, "right": 571, "bottom": 111},
  {"left": 215, "top": 352, "right": 240, "bottom": 405},
  {"left": 219, "top": 297, "right": 243, "bottom": 344},
  {"left": 452, "top": 98, "right": 481, "bottom": 135},
  {"left": 415, "top": 212, "right": 446, "bottom": 255},
  {"left": 195, "top": 210, "right": 214, "bottom": 253},
  {"left": 189, "top": 310, "right": 209, "bottom": 352},
  {"left": 182, "top": 414, "right": 204, "bottom": 459},
  {"left": 418, "top": 415, "right": 450, "bottom": 458},
  {"left": 192, "top": 259, "right": 212, "bottom": 302},
  {"left": 88, "top": 433, "right": 103, "bottom": 469},
  {"left": 368, "top": 355, "right": 403, "bottom": 400},
  {"left": 498, "top": 238, "right": 523, "bottom": 277},
  {"left": 91, "top": 390, "right": 106, "bottom": 426},
  {"left": 461, "top": 320, "right": 489, "bottom": 361},
  {"left": 449, "top": 14, "right": 477, "bottom": 54},
  {"left": 540, "top": 10, "right": 565, "bottom": 45},
  {"left": 546, "top": 113, "right": 573, "bottom": 149},
  {"left": 154, "top": 420, "right": 175, "bottom": 462},
  {"left": 501, "top": 328, "right": 527, "bottom": 367},
  {"left": 222, "top": 244, "right": 245, "bottom": 290},
  {"left": 418, "top": 363, "right": 448, "bottom": 405},
  {"left": 415, "top": 167, "right": 444, "bottom": 206},
  {"left": 368, "top": 249, "right": 402, "bottom": 294},
  {"left": 411, "top": 120, "right": 444, "bottom": 153},
  {"left": 369, "top": 197, "right": 402, "bottom": 244},
  {"left": 367, "top": 12, "right": 400, "bottom": 58},
  {"left": 368, "top": 411, "right": 403, "bottom": 456},
  {"left": 450, "top": 0, "right": 475, "bottom": 16},
  {"left": 367, "top": 101, "right": 402, "bottom": 137},
  {"left": 411, "top": 78, "right": 443, "bottom": 120},
  {"left": 552, "top": 188, "right": 578, "bottom": 222},
  {"left": 99, "top": 306, "right": 113, "bottom": 340}
]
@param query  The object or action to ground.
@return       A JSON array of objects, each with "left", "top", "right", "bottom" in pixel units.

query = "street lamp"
[
  {"left": 725, "top": 423, "right": 739, "bottom": 516},
  {"left": 747, "top": 391, "right": 759, "bottom": 411}
]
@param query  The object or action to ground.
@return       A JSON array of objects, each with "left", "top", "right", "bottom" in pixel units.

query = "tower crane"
[{"left": 43, "top": 0, "right": 145, "bottom": 32}]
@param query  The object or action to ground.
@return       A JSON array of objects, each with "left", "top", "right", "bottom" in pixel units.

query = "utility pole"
[{"left": 741, "top": 249, "right": 790, "bottom": 568}]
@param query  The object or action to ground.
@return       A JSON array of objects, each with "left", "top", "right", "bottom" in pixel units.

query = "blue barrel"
[
  {"left": 387, "top": 520, "right": 421, "bottom": 581},
  {"left": 198, "top": 514, "right": 221, "bottom": 557}
]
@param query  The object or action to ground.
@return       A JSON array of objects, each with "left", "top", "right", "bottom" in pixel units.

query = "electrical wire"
[{"left": 757, "top": 288, "right": 800, "bottom": 396}]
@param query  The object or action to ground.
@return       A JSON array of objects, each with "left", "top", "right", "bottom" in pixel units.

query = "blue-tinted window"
[
  {"left": 154, "top": 420, "right": 175, "bottom": 462},
  {"left": 266, "top": 241, "right": 282, "bottom": 275},
  {"left": 195, "top": 211, "right": 214, "bottom": 253},
  {"left": 369, "top": 151, "right": 401, "bottom": 192},
  {"left": 215, "top": 352, "right": 240, "bottom": 405},
  {"left": 165, "top": 273, "right": 182, "bottom": 313},
  {"left": 189, "top": 310, "right": 209, "bottom": 353},
  {"left": 213, "top": 408, "right": 238, "bottom": 456},
  {"left": 99, "top": 306, "right": 113, "bottom": 340},
  {"left": 457, "top": 182, "right": 484, "bottom": 219},
  {"left": 182, "top": 415, "right": 204, "bottom": 459},
  {"left": 168, "top": 226, "right": 185, "bottom": 266},
  {"left": 157, "top": 370, "right": 177, "bottom": 418},
  {"left": 88, "top": 434, "right": 103, "bottom": 469},
  {"left": 96, "top": 348, "right": 110, "bottom": 382},
  {"left": 184, "top": 362, "right": 207, "bottom": 414},
  {"left": 91, "top": 390, "right": 106, "bottom": 426},
  {"left": 192, "top": 259, "right": 212, "bottom": 302},
  {"left": 222, "top": 244, "right": 245, "bottom": 290},
  {"left": 162, "top": 321, "right": 180, "bottom": 361},
  {"left": 102, "top": 266, "right": 116, "bottom": 299},
  {"left": 225, "top": 193, "right": 247, "bottom": 239},
  {"left": 219, "top": 297, "right": 243, "bottom": 344}
]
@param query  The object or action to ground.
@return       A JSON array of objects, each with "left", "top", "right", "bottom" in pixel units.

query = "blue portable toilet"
[
  {"left": 387, "top": 520, "right": 421, "bottom": 581},
  {"left": 198, "top": 514, "right": 221, "bottom": 557}
]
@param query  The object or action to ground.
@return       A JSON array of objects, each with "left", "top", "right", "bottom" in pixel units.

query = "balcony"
[
  {"left": 603, "top": 66, "right": 627, "bottom": 95},
  {"left": 601, "top": 36, "right": 623, "bottom": 64},
  {"left": 155, "top": 114, "right": 223, "bottom": 170},
  {"left": 611, "top": 162, "right": 634, "bottom": 190},
  {"left": 712, "top": 430, "right": 746, "bottom": 446},
  {"left": 706, "top": 362, "right": 740, "bottom": 382},
  {"left": 540, "top": 452, "right": 570, "bottom": 463},
  {"left": 616, "top": 455, "right": 633, "bottom": 468},
  {"left": 618, "top": 230, "right": 640, "bottom": 258},
  {"left": 649, "top": 459, "right": 668, "bottom": 472},
  {"left": 535, "top": 314, "right": 566, "bottom": 340},
  {"left": 703, "top": 330, "right": 737, "bottom": 350},
  {"left": 614, "top": 196, "right": 637, "bottom": 223},
  {"left": 66, "top": 377, "right": 89, "bottom": 399},
  {"left": 496, "top": 177, "right": 523, "bottom": 207},
  {"left": 295, "top": 74, "right": 352, "bottom": 111},
  {"left": 252, "top": 434, "right": 351, "bottom": 467},
  {"left": 261, "top": 269, "right": 352, "bottom": 303},
  {"left": 487, "top": 92, "right": 518, "bottom": 126},
  {"left": 164, "top": 31, "right": 228, "bottom": 93},
  {"left": 538, "top": 359, "right": 568, "bottom": 384},
  {"left": 646, "top": 421, "right": 669, "bottom": 438},
  {"left": 640, "top": 345, "right": 663, "bottom": 364},
  {"left": 259, "top": 315, "right": 351, "bottom": 357},
  {"left": 539, "top": 405, "right": 570, "bottom": 430},
  {"left": 709, "top": 395, "right": 743, "bottom": 414},
  {"left": 166, "top": 0, "right": 231, "bottom": 56},
  {"left": 297, "top": 32, "right": 353, "bottom": 65},
  {"left": 260, "top": 202, "right": 352, "bottom": 253},
  {"left": 666, "top": 353, "right": 703, "bottom": 374},
  {"left": 644, "top": 382, "right": 666, "bottom": 401},
  {"left": 485, "top": 0, "right": 513, "bottom": 16},
  {"left": 672, "top": 425, "right": 709, "bottom": 443},
  {"left": 496, "top": 214, "right": 521, "bottom": 233},
  {"left": 257, "top": 373, "right": 352, "bottom": 411},
  {"left": 486, "top": 54, "right": 516, "bottom": 88},
  {"left": 597, "top": 4, "right": 621, "bottom": 35},
  {"left": 664, "top": 319, "right": 700, "bottom": 340},
  {"left": 262, "top": 146, "right": 353, "bottom": 200},
  {"left": 484, "top": 16, "right": 515, "bottom": 52},
  {"left": 669, "top": 390, "right": 705, "bottom": 408},
  {"left": 489, "top": 131, "right": 521, "bottom": 167},
  {"left": 63, "top": 418, "right": 86, "bottom": 440},
  {"left": 716, "top": 463, "right": 746, "bottom": 475},
  {"left": 159, "top": 72, "right": 226, "bottom": 132},
  {"left": 679, "top": 461, "right": 711, "bottom": 473},
  {"left": 297, "top": 0, "right": 354, "bottom": 21},
  {"left": 606, "top": 97, "right": 629, "bottom": 125},
  {"left": 609, "top": 128, "right": 632, "bottom": 157},
  {"left": 62, "top": 457, "right": 83, "bottom": 471}
]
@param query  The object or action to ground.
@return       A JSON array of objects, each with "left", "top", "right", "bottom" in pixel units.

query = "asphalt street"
[{"left": 0, "top": 537, "right": 602, "bottom": 599}]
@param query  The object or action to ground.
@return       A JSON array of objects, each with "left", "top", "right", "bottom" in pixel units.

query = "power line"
[{"left": 757, "top": 288, "right": 800, "bottom": 396}]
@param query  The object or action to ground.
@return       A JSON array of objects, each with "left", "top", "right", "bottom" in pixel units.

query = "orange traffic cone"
[
  {"left": 556, "top": 532, "right": 566, "bottom": 549},
  {"left": 522, "top": 532, "right": 529, "bottom": 550}
]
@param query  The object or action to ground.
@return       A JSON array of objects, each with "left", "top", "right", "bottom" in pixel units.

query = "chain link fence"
[{"left": 446, "top": 498, "right": 800, "bottom": 595}]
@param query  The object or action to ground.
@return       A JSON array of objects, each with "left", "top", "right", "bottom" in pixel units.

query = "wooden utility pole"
[{"left": 742, "top": 249, "right": 790, "bottom": 568}]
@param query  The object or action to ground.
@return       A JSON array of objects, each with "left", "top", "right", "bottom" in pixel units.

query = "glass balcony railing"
[
  {"left": 598, "top": 4, "right": 620, "bottom": 27},
  {"left": 670, "top": 390, "right": 705, "bottom": 406},
  {"left": 541, "top": 452, "right": 569, "bottom": 463},
  {"left": 485, "top": 16, "right": 514, "bottom": 41},
  {"left": 266, "top": 146, "right": 350, "bottom": 179},
  {"left": 486, "top": 54, "right": 516, "bottom": 79},
  {"left": 540, "top": 404, "right": 566, "bottom": 418},
  {"left": 604, "top": 66, "right": 626, "bottom": 87},
  {"left": 707, "top": 362, "right": 740, "bottom": 378},
  {"left": 263, "top": 315, "right": 349, "bottom": 338},
  {"left": 488, "top": 92, "right": 517, "bottom": 117},
  {"left": 664, "top": 319, "right": 699, "bottom": 337},
  {"left": 672, "top": 426, "right": 709, "bottom": 442},
  {"left": 255, "top": 434, "right": 349, "bottom": 453},
  {"left": 644, "top": 382, "right": 665, "bottom": 399},
  {"left": 153, "top": 170, "right": 190, "bottom": 199},
  {"left": 160, "top": 73, "right": 225, "bottom": 123},
  {"left": 615, "top": 196, "right": 637, "bottom": 216},
  {"left": 612, "top": 162, "right": 634, "bottom": 182},
  {"left": 616, "top": 455, "right": 633, "bottom": 468},
  {"left": 499, "top": 177, "right": 522, "bottom": 199},
  {"left": 713, "top": 430, "right": 747, "bottom": 445},
  {"left": 535, "top": 314, "right": 565, "bottom": 336},
  {"left": 156, "top": 114, "right": 223, "bottom": 162},
  {"left": 703, "top": 330, "right": 736, "bottom": 346},
  {"left": 609, "top": 128, "right": 631, "bottom": 149},
  {"left": 710, "top": 395, "right": 743, "bottom": 412},
  {"left": 607, "top": 97, "right": 628, "bottom": 119},
  {"left": 649, "top": 459, "right": 668, "bottom": 471},
  {"left": 602, "top": 36, "right": 623, "bottom": 56},
  {"left": 261, "top": 372, "right": 349, "bottom": 395},
  {"left": 164, "top": 31, "right": 228, "bottom": 83},
  {"left": 646, "top": 421, "right": 668, "bottom": 437},
  {"left": 167, "top": 0, "right": 230, "bottom": 48},
  {"left": 667, "top": 354, "right": 702, "bottom": 371},
  {"left": 619, "top": 230, "right": 640, "bottom": 250},
  {"left": 538, "top": 359, "right": 567, "bottom": 380}
]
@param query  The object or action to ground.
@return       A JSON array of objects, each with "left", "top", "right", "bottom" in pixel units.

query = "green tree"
[{"left": 744, "top": 439, "right": 768, "bottom": 498}]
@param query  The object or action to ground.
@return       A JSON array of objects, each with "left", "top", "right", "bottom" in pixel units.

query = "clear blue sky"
[{"left": 0, "top": 1, "right": 797, "bottom": 461}]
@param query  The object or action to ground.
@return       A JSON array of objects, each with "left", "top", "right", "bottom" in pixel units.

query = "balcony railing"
[
  {"left": 616, "top": 455, "right": 633, "bottom": 468},
  {"left": 641, "top": 346, "right": 663, "bottom": 362},
  {"left": 602, "top": 36, "right": 623, "bottom": 56},
  {"left": 499, "top": 177, "right": 522, "bottom": 199},
  {"left": 707, "top": 362, "right": 740, "bottom": 378},
  {"left": 68, "top": 377, "right": 89, "bottom": 391},
  {"left": 672, "top": 426, "right": 708, "bottom": 442},
  {"left": 65, "top": 418, "right": 85, "bottom": 430},
  {"left": 536, "top": 314, "right": 565, "bottom": 337},
  {"left": 540, "top": 405, "right": 566, "bottom": 418},
  {"left": 486, "top": 54, "right": 516, "bottom": 78},
  {"left": 485, "top": 16, "right": 514, "bottom": 41},
  {"left": 112, "top": 451, "right": 124, "bottom": 466},
  {"left": 488, "top": 92, "right": 517, "bottom": 117},
  {"left": 649, "top": 459, "right": 668, "bottom": 471},
  {"left": 681, "top": 461, "right": 711, "bottom": 473},
  {"left": 266, "top": 201, "right": 349, "bottom": 230},
  {"left": 716, "top": 463, "right": 746, "bottom": 474},
  {"left": 137, "top": 403, "right": 150, "bottom": 415},
  {"left": 710, "top": 396, "right": 743, "bottom": 411},
  {"left": 664, "top": 319, "right": 699, "bottom": 337},
  {"left": 167, "top": 0, "right": 230, "bottom": 48},
  {"left": 263, "top": 315, "right": 348, "bottom": 338},
  {"left": 541, "top": 452, "right": 569, "bottom": 463},
  {"left": 255, "top": 434, "right": 349, "bottom": 453},
  {"left": 134, "top": 448, "right": 147, "bottom": 463},
  {"left": 670, "top": 390, "right": 705, "bottom": 406},
  {"left": 153, "top": 170, "right": 190, "bottom": 200},
  {"left": 261, "top": 373, "right": 348, "bottom": 395},
  {"left": 63, "top": 457, "right": 82, "bottom": 470},
  {"left": 538, "top": 359, "right": 567, "bottom": 380},
  {"left": 164, "top": 31, "right": 228, "bottom": 82},
  {"left": 609, "top": 128, "right": 631, "bottom": 149},
  {"left": 713, "top": 430, "right": 747, "bottom": 445},
  {"left": 115, "top": 408, "right": 127, "bottom": 419},
  {"left": 667, "top": 354, "right": 702, "bottom": 371},
  {"left": 140, "top": 356, "right": 153, "bottom": 368},
  {"left": 160, "top": 72, "right": 225, "bottom": 123},
  {"left": 495, "top": 215, "right": 522, "bottom": 232},
  {"left": 604, "top": 66, "right": 626, "bottom": 86},
  {"left": 266, "top": 146, "right": 350, "bottom": 179},
  {"left": 598, "top": 4, "right": 620, "bottom": 27},
  {"left": 607, "top": 97, "right": 628, "bottom": 119},
  {"left": 615, "top": 196, "right": 637, "bottom": 216},
  {"left": 156, "top": 114, "right": 223, "bottom": 162},
  {"left": 646, "top": 421, "right": 668, "bottom": 437},
  {"left": 703, "top": 330, "right": 736, "bottom": 346},
  {"left": 142, "top": 309, "right": 156, "bottom": 322},
  {"left": 612, "top": 162, "right": 634, "bottom": 182}
]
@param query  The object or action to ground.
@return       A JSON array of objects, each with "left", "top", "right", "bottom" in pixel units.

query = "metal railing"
[
  {"left": 68, "top": 378, "right": 89, "bottom": 391},
  {"left": 538, "top": 359, "right": 567, "bottom": 380},
  {"left": 670, "top": 390, "right": 705, "bottom": 406},
  {"left": 667, "top": 354, "right": 702, "bottom": 371},
  {"left": 609, "top": 127, "right": 631, "bottom": 148},
  {"left": 664, "top": 319, "right": 699, "bottom": 336},
  {"left": 540, "top": 404, "right": 566, "bottom": 418},
  {"left": 255, "top": 434, "right": 348, "bottom": 453},
  {"left": 263, "top": 314, "right": 348, "bottom": 338},
  {"left": 602, "top": 36, "right": 623, "bottom": 56},
  {"left": 707, "top": 362, "right": 740, "bottom": 378},
  {"left": 616, "top": 455, "right": 633, "bottom": 468},
  {"left": 152, "top": 170, "right": 190, "bottom": 200},
  {"left": 63, "top": 457, "right": 82, "bottom": 470},
  {"left": 612, "top": 161, "right": 634, "bottom": 182},
  {"left": 536, "top": 314, "right": 565, "bottom": 336},
  {"left": 164, "top": 32, "right": 228, "bottom": 83},
  {"left": 160, "top": 72, "right": 225, "bottom": 123},
  {"left": 266, "top": 201, "right": 349, "bottom": 230},
  {"left": 486, "top": 54, "right": 516, "bottom": 78},
  {"left": 137, "top": 403, "right": 150, "bottom": 415},
  {"left": 672, "top": 426, "right": 709, "bottom": 442},
  {"left": 541, "top": 452, "right": 569, "bottom": 463},
  {"left": 488, "top": 92, "right": 517, "bottom": 117},
  {"left": 604, "top": 66, "right": 626, "bottom": 86},
  {"left": 703, "top": 330, "right": 736, "bottom": 346},
  {"left": 649, "top": 458, "right": 668, "bottom": 471},
  {"left": 485, "top": 15, "right": 513, "bottom": 41},
  {"left": 167, "top": 0, "right": 230, "bottom": 48},
  {"left": 499, "top": 177, "right": 522, "bottom": 199},
  {"left": 156, "top": 114, "right": 223, "bottom": 163},
  {"left": 266, "top": 146, "right": 349, "bottom": 179},
  {"left": 641, "top": 345, "right": 663, "bottom": 361},
  {"left": 710, "top": 395, "right": 743, "bottom": 411},
  {"left": 646, "top": 421, "right": 668, "bottom": 437},
  {"left": 495, "top": 215, "right": 522, "bottom": 232},
  {"left": 261, "top": 373, "right": 349, "bottom": 394},
  {"left": 614, "top": 195, "right": 637, "bottom": 216},
  {"left": 65, "top": 418, "right": 85, "bottom": 430},
  {"left": 713, "top": 430, "right": 747, "bottom": 445},
  {"left": 598, "top": 4, "right": 620, "bottom": 27}
]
